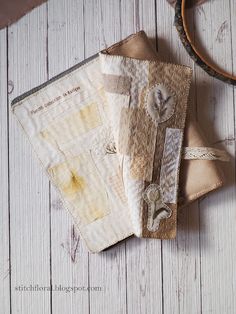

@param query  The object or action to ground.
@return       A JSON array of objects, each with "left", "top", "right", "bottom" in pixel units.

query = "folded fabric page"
[
  {"left": 100, "top": 53, "right": 192, "bottom": 238},
  {"left": 12, "top": 56, "right": 133, "bottom": 253}
]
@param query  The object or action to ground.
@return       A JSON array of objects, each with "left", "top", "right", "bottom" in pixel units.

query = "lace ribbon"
[{"left": 182, "top": 147, "right": 230, "bottom": 162}]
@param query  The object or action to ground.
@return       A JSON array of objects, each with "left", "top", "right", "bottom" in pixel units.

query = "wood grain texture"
[
  {"left": 0, "top": 28, "right": 11, "bottom": 314},
  {"left": 156, "top": 3, "right": 201, "bottom": 314},
  {"left": 0, "top": 1, "right": 235, "bottom": 313},
  {"left": 7, "top": 4, "right": 51, "bottom": 314},
  {"left": 194, "top": 1, "right": 236, "bottom": 314}
]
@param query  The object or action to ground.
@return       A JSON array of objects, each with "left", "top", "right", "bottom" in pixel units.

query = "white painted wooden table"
[{"left": 1, "top": 1, "right": 236, "bottom": 313}]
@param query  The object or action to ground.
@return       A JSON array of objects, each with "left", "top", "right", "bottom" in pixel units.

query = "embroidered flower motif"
[
  {"left": 145, "top": 83, "right": 176, "bottom": 125},
  {"left": 90, "top": 126, "right": 116, "bottom": 158},
  {"left": 143, "top": 184, "right": 172, "bottom": 232},
  {"left": 105, "top": 141, "right": 117, "bottom": 154}
]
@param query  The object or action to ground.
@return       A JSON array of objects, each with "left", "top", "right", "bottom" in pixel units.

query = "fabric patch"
[
  {"left": 100, "top": 54, "right": 149, "bottom": 108},
  {"left": 143, "top": 184, "right": 172, "bottom": 232},
  {"left": 40, "top": 103, "right": 102, "bottom": 146},
  {"left": 103, "top": 73, "right": 131, "bottom": 95},
  {"left": 104, "top": 93, "right": 130, "bottom": 151},
  {"left": 145, "top": 83, "right": 176, "bottom": 125},
  {"left": 118, "top": 107, "right": 134, "bottom": 154},
  {"left": 108, "top": 170, "right": 127, "bottom": 204},
  {"left": 160, "top": 128, "right": 183, "bottom": 204},
  {"left": 182, "top": 147, "right": 230, "bottom": 162},
  {"left": 118, "top": 106, "right": 157, "bottom": 181},
  {"left": 148, "top": 61, "right": 192, "bottom": 130},
  {"left": 48, "top": 154, "right": 110, "bottom": 225}
]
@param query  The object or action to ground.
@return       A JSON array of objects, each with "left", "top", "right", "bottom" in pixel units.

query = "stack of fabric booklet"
[{"left": 12, "top": 31, "right": 227, "bottom": 252}]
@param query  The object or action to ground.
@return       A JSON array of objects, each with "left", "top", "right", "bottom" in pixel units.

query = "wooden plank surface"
[
  {"left": 0, "top": 1, "right": 236, "bottom": 313},
  {"left": 194, "top": 1, "right": 236, "bottom": 314},
  {"left": 0, "top": 28, "right": 11, "bottom": 314},
  {"left": 7, "top": 4, "right": 51, "bottom": 314}
]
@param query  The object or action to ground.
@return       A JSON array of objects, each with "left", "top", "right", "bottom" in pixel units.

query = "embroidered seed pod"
[
  {"left": 143, "top": 184, "right": 172, "bottom": 232},
  {"left": 145, "top": 84, "right": 176, "bottom": 125}
]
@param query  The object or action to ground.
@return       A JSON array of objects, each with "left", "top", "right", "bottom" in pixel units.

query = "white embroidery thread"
[{"left": 145, "top": 83, "right": 176, "bottom": 125}]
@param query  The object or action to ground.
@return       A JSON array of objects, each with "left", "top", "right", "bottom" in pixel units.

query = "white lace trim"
[{"left": 182, "top": 147, "right": 230, "bottom": 162}]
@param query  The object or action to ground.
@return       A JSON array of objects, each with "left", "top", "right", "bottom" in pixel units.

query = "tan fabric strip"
[
  {"left": 141, "top": 61, "right": 192, "bottom": 239},
  {"left": 103, "top": 73, "right": 131, "bottom": 96},
  {"left": 182, "top": 147, "right": 230, "bottom": 162},
  {"left": 118, "top": 101, "right": 157, "bottom": 182},
  {"left": 142, "top": 202, "right": 177, "bottom": 239}
]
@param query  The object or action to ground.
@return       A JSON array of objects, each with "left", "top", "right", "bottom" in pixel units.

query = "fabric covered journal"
[{"left": 12, "top": 31, "right": 228, "bottom": 252}]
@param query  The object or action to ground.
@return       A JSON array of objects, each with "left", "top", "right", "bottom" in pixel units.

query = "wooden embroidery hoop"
[{"left": 174, "top": 0, "right": 236, "bottom": 86}]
